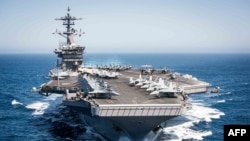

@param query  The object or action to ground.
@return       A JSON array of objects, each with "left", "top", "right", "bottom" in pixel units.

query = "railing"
[{"left": 92, "top": 104, "right": 182, "bottom": 117}]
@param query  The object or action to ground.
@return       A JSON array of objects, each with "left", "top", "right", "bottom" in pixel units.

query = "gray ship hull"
[
  {"left": 108, "top": 116, "right": 176, "bottom": 140},
  {"left": 66, "top": 104, "right": 177, "bottom": 141},
  {"left": 62, "top": 97, "right": 183, "bottom": 140}
]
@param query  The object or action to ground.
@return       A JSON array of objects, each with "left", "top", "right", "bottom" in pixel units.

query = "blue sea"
[{"left": 0, "top": 53, "right": 250, "bottom": 141}]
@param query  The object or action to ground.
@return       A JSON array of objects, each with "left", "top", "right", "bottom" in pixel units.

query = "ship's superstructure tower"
[{"left": 53, "top": 7, "right": 85, "bottom": 71}]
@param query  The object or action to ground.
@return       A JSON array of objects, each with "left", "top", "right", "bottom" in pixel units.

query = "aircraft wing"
[
  {"left": 88, "top": 90, "right": 106, "bottom": 94},
  {"left": 111, "top": 91, "right": 120, "bottom": 96},
  {"left": 88, "top": 90, "right": 120, "bottom": 96}
]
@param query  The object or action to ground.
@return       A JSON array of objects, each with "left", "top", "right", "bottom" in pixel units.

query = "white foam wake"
[
  {"left": 217, "top": 100, "right": 226, "bottom": 103},
  {"left": 25, "top": 94, "right": 63, "bottom": 116},
  {"left": 11, "top": 99, "right": 23, "bottom": 106},
  {"left": 160, "top": 101, "right": 225, "bottom": 141},
  {"left": 26, "top": 101, "right": 50, "bottom": 115}
]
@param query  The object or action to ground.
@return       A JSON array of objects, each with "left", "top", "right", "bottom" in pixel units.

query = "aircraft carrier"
[{"left": 39, "top": 8, "right": 218, "bottom": 141}]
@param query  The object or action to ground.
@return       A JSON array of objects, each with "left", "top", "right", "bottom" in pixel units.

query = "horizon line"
[{"left": 1, "top": 52, "right": 250, "bottom": 55}]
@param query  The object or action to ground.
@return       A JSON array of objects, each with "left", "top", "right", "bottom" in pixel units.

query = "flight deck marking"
[{"left": 107, "top": 100, "right": 114, "bottom": 104}]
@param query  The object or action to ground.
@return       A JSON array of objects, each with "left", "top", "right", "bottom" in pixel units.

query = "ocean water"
[{"left": 0, "top": 53, "right": 250, "bottom": 141}]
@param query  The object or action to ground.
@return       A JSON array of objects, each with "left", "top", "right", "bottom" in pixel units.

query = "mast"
[
  {"left": 53, "top": 7, "right": 85, "bottom": 71},
  {"left": 54, "top": 7, "right": 83, "bottom": 45}
]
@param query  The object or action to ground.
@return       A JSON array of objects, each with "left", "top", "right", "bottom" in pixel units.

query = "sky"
[{"left": 0, "top": 0, "right": 250, "bottom": 54}]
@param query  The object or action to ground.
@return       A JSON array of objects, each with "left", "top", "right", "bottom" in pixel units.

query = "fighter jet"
[
  {"left": 88, "top": 86, "right": 120, "bottom": 99},
  {"left": 129, "top": 74, "right": 144, "bottom": 86},
  {"left": 150, "top": 82, "right": 183, "bottom": 98}
]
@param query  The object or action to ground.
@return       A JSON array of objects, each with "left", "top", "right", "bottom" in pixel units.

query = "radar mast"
[{"left": 54, "top": 6, "right": 84, "bottom": 45}]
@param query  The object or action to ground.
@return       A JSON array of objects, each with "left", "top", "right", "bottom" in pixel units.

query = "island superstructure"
[
  {"left": 53, "top": 7, "right": 85, "bottom": 72},
  {"left": 39, "top": 8, "right": 218, "bottom": 141}
]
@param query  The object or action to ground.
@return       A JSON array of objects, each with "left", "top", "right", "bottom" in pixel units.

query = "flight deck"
[{"left": 41, "top": 69, "right": 209, "bottom": 107}]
